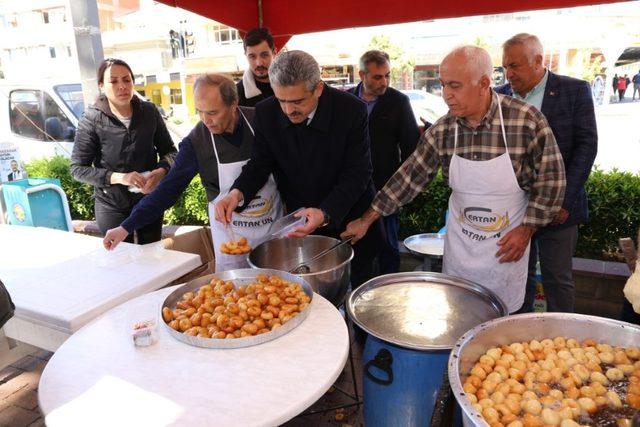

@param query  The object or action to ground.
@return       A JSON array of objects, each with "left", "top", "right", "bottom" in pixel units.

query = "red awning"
[{"left": 158, "top": 0, "right": 628, "bottom": 48}]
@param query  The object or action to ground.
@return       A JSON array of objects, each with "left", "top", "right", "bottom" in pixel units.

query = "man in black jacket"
[
  {"left": 496, "top": 33, "right": 597, "bottom": 313},
  {"left": 348, "top": 50, "right": 418, "bottom": 274},
  {"left": 237, "top": 28, "right": 276, "bottom": 107},
  {"left": 216, "top": 50, "right": 383, "bottom": 288}
]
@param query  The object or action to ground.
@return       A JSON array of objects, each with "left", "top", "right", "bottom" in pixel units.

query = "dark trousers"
[
  {"left": 350, "top": 218, "right": 384, "bottom": 290},
  {"left": 95, "top": 204, "right": 163, "bottom": 245},
  {"left": 378, "top": 213, "right": 400, "bottom": 275},
  {"left": 633, "top": 84, "right": 640, "bottom": 100},
  {"left": 621, "top": 299, "right": 640, "bottom": 325},
  {"left": 519, "top": 225, "right": 578, "bottom": 313}
]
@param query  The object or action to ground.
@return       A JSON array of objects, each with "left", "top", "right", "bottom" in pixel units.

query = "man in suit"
[
  {"left": 496, "top": 33, "right": 598, "bottom": 313},
  {"left": 7, "top": 160, "right": 23, "bottom": 181},
  {"left": 237, "top": 28, "right": 276, "bottom": 107},
  {"left": 348, "top": 50, "right": 419, "bottom": 274},
  {"left": 216, "top": 50, "right": 383, "bottom": 289}
]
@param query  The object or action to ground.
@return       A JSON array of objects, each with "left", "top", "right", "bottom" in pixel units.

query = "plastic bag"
[{"left": 623, "top": 260, "right": 640, "bottom": 314}]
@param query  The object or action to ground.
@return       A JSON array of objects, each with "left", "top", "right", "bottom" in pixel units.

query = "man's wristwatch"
[{"left": 320, "top": 210, "right": 331, "bottom": 228}]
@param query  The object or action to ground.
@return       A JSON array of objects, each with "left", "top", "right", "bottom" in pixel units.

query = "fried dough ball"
[
  {"left": 163, "top": 274, "right": 310, "bottom": 339},
  {"left": 470, "top": 337, "right": 640, "bottom": 426}
]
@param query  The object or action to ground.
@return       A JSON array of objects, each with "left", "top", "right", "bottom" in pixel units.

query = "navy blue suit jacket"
[{"left": 496, "top": 71, "right": 597, "bottom": 229}]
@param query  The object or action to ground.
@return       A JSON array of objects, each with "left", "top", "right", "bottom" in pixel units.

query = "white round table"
[{"left": 39, "top": 285, "right": 349, "bottom": 427}]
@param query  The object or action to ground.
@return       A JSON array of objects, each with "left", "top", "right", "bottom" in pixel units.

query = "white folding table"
[{"left": 0, "top": 224, "right": 201, "bottom": 363}]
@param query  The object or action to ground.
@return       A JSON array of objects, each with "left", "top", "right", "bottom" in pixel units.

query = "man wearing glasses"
[{"left": 216, "top": 50, "right": 383, "bottom": 289}]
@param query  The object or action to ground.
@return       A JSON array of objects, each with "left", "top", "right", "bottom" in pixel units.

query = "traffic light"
[
  {"left": 184, "top": 32, "right": 195, "bottom": 57},
  {"left": 169, "top": 30, "right": 182, "bottom": 58}
]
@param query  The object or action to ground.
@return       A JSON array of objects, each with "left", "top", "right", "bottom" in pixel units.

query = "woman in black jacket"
[{"left": 71, "top": 58, "right": 177, "bottom": 244}]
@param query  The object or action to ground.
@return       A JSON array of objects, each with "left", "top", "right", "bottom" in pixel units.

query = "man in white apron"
[
  {"left": 104, "top": 74, "right": 282, "bottom": 272},
  {"left": 342, "top": 46, "right": 566, "bottom": 313}
]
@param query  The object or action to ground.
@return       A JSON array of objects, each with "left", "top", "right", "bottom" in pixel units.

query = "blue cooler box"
[
  {"left": 2, "top": 178, "right": 73, "bottom": 231},
  {"left": 347, "top": 272, "right": 507, "bottom": 427}
]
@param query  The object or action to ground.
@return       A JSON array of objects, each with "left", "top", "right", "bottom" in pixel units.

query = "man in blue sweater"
[
  {"left": 496, "top": 33, "right": 597, "bottom": 312},
  {"left": 103, "top": 74, "right": 282, "bottom": 271}
]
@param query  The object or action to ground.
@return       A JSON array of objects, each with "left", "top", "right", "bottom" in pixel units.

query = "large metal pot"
[
  {"left": 248, "top": 236, "right": 353, "bottom": 306},
  {"left": 448, "top": 313, "right": 640, "bottom": 427}
]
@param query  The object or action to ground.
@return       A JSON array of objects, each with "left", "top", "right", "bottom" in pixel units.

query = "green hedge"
[{"left": 22, "top": 157, "right": 640, "bottom": 261}]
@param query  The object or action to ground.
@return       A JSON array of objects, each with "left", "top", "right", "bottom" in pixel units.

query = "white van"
[{"left": 0, "top": 81, "right": 83, "bottom": 162}]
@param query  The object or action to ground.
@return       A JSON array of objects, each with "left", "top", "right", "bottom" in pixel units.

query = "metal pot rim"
[
  {"left": 346, "top": 272, "right": 508, "bottom": 351},
  {"left": 448, "top": 312, "right": 640, "bottom": 427},
  {"left": 248, "top": 235, "right": 354, "bottom": 276}
]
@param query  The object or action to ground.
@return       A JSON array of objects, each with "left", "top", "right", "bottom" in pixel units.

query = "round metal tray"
[
  {"left": 346, "top": 272, "right": 507, "bottom": 351},
  {"left": 448, "top": 313, "right": 640, "bottom": 427},
  {"left": 160, "top": 268, "right": 314, "bottom": 349},
  {"left": 403, "top": 233, "right": 445, "bottom": 258}
]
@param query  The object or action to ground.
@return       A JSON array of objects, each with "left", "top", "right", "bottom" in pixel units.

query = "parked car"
[
  {"left": 0, "top": 81, "right": 182, "bottom": 164},
  {"left": 400, "top": 89, "right": 449, "bottom": 126},
  {"left": 0, "top": 81, "right": 83, "bottom": 161}
]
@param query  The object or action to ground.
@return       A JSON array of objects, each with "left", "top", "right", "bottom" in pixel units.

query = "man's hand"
[
  {"left": 495, "top": 225, "right": 535, "bottom": 263},
  {"left": 288, "top": 208, "right": 325, "bottom": 238},
  {"left": 418, "top": 116, "right": 432, "bottom": 134},
  {"left": 214, "top": 189, "right": 243, "bottom": 225},
  {"left": 340, "top": 209, "right": 380, "bottom": 244},
  {"left": 141, "top": 168, "right": 166, "bottom": 194},
  {"left": 550, "top": 208, "right": 569, "bottom": 226},
  {"left": 103, "top": 226, "right": 129, "bottom": 250}
]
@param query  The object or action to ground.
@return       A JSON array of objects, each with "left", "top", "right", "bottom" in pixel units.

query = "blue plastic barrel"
[
  {"left": 363, "top": 335, "right": 449, "bottom": 426},
  {"left": 347, "top": 272, "right": 508, "bottom": 427}
]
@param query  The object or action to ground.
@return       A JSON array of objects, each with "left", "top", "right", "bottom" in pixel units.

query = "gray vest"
[{"left": 191, "top": 106, "right": 255, "bottom": 202}]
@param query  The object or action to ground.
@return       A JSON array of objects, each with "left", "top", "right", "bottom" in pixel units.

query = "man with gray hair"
[
  {"left": 347, "top": 50, "right": 419, "bottom": 274},
  {"left": 496, "top": 33, "right": 597, "bottom": 313},
  {"left": 104, "top": 73, "right": 283, "bottom": 272},
  {"left": 343, "top": 45, "right": 567, "bottom": 313},
  {"left": 216, "top": 50, "right": 383, "bottom": 288}
]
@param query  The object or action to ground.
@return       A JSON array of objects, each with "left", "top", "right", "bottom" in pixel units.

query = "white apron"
[
  {"left": 443, "top": 94, "right": 530, "bottom": 313},
  {"left": 207, "top": 111, "right": 283, "bottom": 272}
]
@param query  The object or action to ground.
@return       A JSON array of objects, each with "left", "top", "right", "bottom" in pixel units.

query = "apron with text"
[
  {"left": 207, "top": 111, "right": 283, "bottom": 272},
  {"left": 443, "top": 94, "right": 530, "bottom": 313}
]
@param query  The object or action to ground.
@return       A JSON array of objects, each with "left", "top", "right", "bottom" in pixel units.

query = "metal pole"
[
  {"left": 68, "top": 0, "right": 104, "bottom": 107},
  {"left": 257, "top": 0, "right": 263, "bottom": 28}
]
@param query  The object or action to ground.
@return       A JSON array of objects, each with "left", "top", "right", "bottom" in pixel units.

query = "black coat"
[
  {"left": 71, "top": 95, "right": 177, "bottom": 211},
  {"left": 236, "top": 80, "right": 274, "bottom": 107},
  {"left": 347, "top": 84, "right": 419, "bottom": 190},
  {"left": 496, "top": 71, "right": 597, "bottom": 229},
  {"left": 232, "top": 84, "right": 376, "bottom": 232}
]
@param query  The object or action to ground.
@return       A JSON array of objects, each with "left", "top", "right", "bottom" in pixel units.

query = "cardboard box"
[{"left": 161, "top": 226, "right": 215, "bottom": 284}]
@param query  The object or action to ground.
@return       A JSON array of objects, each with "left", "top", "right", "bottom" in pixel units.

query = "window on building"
[
  {"left": 151, "top": 89, "right": 162, "bottom": 106},
  {"left": 210, "top": 24, "right": 240, "bottom": 45},
  {"left": 48, "top": 8, "right": 66, "bottom": 24},
  {"left": 170, "top": 72, "right": 180, "bottom": 82},
  {"left": 146, "top": 75, "right": 157, "bottom": 83},
  {"left": 170, "top": 88, "right": 182, "bottom": 104},
  {"left": 42, "top": 11, "right": 49, "bottom": 24},
  {"left": 66, "top": 46, "right": 72, "bottom": 57},
  {"left": 49, "top": 47, "right": 56, "bottom": 58}
]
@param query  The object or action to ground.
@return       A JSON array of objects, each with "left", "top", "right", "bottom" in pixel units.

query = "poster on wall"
[{"left": 0, "top": 143, "right": 27, "bottom": 184}]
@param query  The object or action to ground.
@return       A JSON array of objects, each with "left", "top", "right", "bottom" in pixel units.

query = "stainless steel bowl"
[
  {"left": 160, "top": 268, "right": 313, "bottom": 349},
  {"left": 403, "top": 233, "right": 445, "bottom": 259},
  {"left": 248, "top": 236, "right": 353, "bottom": 307},
  {"left": 448, "top": 313, "right": 640, "bottom": 427}
]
